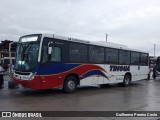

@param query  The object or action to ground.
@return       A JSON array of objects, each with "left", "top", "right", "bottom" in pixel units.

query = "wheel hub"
[{"left": 67, "top": 81, "right": 75, "bottom": 90}]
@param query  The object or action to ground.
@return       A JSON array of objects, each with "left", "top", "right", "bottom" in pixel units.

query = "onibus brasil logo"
[{"left": 1, "top": 112, "right": 42, "bottom": 118}]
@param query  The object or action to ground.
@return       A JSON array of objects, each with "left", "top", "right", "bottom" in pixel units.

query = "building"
[{"left": 0, "top": 40, "right": 17, "bottom": 64}]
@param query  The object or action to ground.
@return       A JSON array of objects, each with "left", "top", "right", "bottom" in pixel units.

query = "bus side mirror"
[{"left": 48, "top": 47, "right": 52, "bottom": 54}]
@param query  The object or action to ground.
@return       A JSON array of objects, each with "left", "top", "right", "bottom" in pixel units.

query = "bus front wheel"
[
  {"left": 123, "top": 74, "right": 131, "bottom": 86},
  {"left": 63, "top": 76, "right": 78, "bottom": 94}
]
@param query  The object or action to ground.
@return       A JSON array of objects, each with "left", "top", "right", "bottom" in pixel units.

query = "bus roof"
[{"left": 39, "top": 33, "right": 148, "bottom": 53}]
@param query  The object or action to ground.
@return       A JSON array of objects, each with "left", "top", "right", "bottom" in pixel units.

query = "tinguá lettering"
[{"left": 110, "top": 66, "right": 130, "bottom": 71}]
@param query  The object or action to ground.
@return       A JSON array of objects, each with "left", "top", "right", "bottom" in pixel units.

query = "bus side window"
[
  {"left": 42, "top": 46, "right": 62, "bottom": 63},
  {"left": 106, "top": 48, "right": 118, "bottom": 64},
  {"left": 141, "top": 53, "right": 148, "bottom": 65},
  {"left": 51, "top": 47, "right": 61, "bottom": 62},
  {"left": 131, "top": 52, "right": 140, "bottom": 65}
]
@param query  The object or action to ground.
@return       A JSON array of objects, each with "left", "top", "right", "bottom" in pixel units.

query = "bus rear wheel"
[
  {"left": 63, "top": 76, "right": 78, "bottom": 94},
  {"left": 123, "top": 74, "right": 131, "bottom": 86}
]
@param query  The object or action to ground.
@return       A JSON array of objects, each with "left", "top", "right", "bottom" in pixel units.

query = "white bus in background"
[{"left": 13, "top": 34, "right": 149, "bottom": 93}]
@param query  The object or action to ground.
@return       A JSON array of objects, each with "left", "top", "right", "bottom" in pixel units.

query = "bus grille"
[{"left": 15, "top": 71, "right": 30, "bottom": 75}]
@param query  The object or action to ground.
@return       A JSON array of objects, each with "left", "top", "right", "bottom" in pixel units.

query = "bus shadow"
[
  {"left": 77, "top": 82, "right": 141, "bottom": 93},
  {"left": 17, "top": 88, "right": 63, "bottom": 97},
  {"left": 17, "top": 82, "right": 141, "bottom": 97}
]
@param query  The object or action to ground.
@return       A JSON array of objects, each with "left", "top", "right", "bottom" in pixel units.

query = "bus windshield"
[{"left": 15, "top": 41, "right": 40, "bottom": 71}]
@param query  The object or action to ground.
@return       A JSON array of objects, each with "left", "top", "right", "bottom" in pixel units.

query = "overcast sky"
[{"left": 0, "top": 0, "right": 160, "bottom": 56}]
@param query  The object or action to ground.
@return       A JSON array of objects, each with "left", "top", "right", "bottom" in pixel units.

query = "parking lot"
[{"left": 0, "top": 76, "right": 160, "bottom": 120}]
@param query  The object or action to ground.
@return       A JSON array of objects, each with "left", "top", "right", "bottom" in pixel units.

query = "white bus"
[{"left": 13, "top": 34, "right": 149, "bottom": 93}]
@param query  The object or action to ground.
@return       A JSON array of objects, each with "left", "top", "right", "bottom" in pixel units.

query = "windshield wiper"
[
  {"left": 22, "top": 42, "right": 33, "bottom": 54},
  {"left": 21, "top": 42, "right": 33, "bottom": 61}
]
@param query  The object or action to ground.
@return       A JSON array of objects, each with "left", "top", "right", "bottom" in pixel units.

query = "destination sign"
[{"left": 68, "top": 38, "right": 90, "bottom": 44}]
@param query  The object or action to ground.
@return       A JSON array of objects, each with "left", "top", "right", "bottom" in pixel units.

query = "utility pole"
[
  {"left": 105, "top": 33, "right": 108, "bottom": 41},
  {"left": 154, "top": 44, "right": 156, "bottom": 59}
]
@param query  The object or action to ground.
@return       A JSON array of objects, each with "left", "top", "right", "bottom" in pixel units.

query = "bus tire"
[
  {"left": 63, "top": 76, "right": 78, "bottom": 94},
  {"left": 123, "top": 74, "right": 131, "bottom": 86}
]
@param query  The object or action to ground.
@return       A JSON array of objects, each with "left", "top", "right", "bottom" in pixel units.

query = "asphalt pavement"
[{"left": 0, "top": 76, "right": 160, "bottom": 120}]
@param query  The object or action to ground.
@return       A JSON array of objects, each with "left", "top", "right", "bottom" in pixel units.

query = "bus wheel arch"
[
  {"left": 63, "top": 74, "right": 79, "bottom": 94},
  {"left": 123, "top": 72, "right": 132, "bottom": 86}
]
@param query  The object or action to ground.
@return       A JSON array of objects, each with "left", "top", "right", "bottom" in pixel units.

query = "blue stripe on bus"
[
  {"left": 36, "top": 63, "right": 80, "bottom": 75},
  {"left": 81, "top": 70, "right": 108, "bottom": 79}
]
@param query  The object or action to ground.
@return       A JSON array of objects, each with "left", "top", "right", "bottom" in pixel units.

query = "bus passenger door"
[
  {"left": 132, "top": 65, "right": 141, "bottom": 81},
  {"left": 39, "top": 37, "right": 67, "bottom": 89}
]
